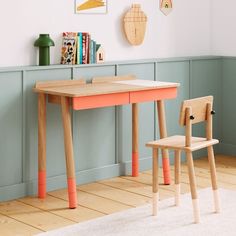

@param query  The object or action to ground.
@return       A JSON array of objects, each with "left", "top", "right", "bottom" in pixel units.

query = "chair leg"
[
  {"left": 186, "top": 152, "right": 200, "bottom": 223},
  {"left": 174, "top": 150, "right": 181, "bottom": 206},
  {"left": 153, "top": 148, "right": 159, "bottom": 216},
  {"left": 207, "top": 146, "right": 220, "bottom": 213}
]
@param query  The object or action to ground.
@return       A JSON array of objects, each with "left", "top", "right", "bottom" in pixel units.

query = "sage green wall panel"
[
  {"left": 117, "top": 63, "right": 155, "bottom": 163},
  {"left": 72, "top": 66, "right": 116, "bottom": 171},
  {"left": 191, "top": 59, "right": 221, "bottom": 140},
  {"left": 24, "top": 69, "right": 71, "bottom": 181},
  {"left": 0, "top": 72, "right": 22, "bottom": 186},
  {"left": 156, "top": 61, "right": 190, "bottom": 137},
  {"left": 73, "top": 107, "right": 116, "bottom": 171},
  {"left": 73, "top": 65, "right": 116, "bottom": 82},
  {"left": 222, "top": 59, "right": 236, "bottom": 146}
]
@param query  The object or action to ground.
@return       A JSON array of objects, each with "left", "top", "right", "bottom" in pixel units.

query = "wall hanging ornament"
[
  {"left": 160, "top": 0, "right": 173, "bottom": 16},
  {"left": 123, "top": 4, "right": 147, "bottom": 46}
]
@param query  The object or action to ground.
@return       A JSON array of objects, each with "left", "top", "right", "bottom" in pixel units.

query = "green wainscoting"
[
  {"left": 0, "top": 72, "right": 23, "bottom": 187},
  {"left": 0, "top": 56, "right": 232, "bottom": 201},
  {"left": 221, "top": 58, "right": 236, "bottom": 155}
]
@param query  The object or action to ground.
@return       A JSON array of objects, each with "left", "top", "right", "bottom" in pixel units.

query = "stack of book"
[{"left": 61, "top": 32, "right": 100, "bottom": 65}]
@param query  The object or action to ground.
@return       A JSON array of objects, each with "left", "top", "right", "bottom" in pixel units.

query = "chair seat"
[{"left": 146, "top": 135, "right": 219, "bottom": 152}]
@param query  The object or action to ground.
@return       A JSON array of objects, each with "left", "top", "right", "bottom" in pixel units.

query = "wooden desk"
[{"left": 34, "top": 78, "right": 179, "bottom": 209}]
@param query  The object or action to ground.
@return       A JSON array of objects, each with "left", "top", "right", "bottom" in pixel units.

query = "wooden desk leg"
[
  {"left": 132, "top": 103, "right": 139, "bottom": 177},
  {"left": 61, "top": 96, "right": 78, "bottom": 209},
  {"left": 156, "top": 100, "right": 171, "bottom": 185},
  {"left": 38, "top": 93, "right": 47, "bottom": 199}
]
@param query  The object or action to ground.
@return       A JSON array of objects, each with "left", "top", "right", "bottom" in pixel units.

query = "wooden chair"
[{"left": 146, "top": 96, "right": 220, "bottom": 223}]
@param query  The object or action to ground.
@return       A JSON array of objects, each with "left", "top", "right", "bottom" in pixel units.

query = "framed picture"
[{"left": 75, "top": 0, "right": 107, "bottom": 14}]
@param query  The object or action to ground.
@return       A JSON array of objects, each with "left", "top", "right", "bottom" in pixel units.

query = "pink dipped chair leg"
[
  {"left": 186, "top": 152, "right": 200, "bottom": 223},
  {"left": 207, "top": 146, "right": 220, "bottom": 213},
  {"left": 174, "top": 150, "right": 181, "bottom": 206},
  {"left": 152, "top": 148, "right": 159, "bottom": 216}
]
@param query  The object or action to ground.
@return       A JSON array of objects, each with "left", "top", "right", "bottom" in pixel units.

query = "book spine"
[
  {"left": 72, "top": 36, "right": 77, "bottom": 65},
  {"left": 90, "top": 40, "right": 94, "bottom": 64},
  {"left": 79, "top": 33, "right": 83, "bottom": 64},
  {"left": 76, "top": 33, "right": 81, "bottom": 64},
  {"left": 86, "top": 33, "right": 90, "bottom": 64},
  {"left": 82, "top": 33, "right": 87, "bottom": 64},
  {"left": 93, "top": 41, "right": 96, "bottom": 63}
]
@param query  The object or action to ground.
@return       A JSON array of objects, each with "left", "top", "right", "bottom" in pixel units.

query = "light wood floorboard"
[{"left": 0, "top": 155, "right": 235, "bottom": 235}]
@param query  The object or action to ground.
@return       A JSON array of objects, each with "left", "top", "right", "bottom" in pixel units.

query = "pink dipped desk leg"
[
  {"left": 67, "top": 178, "right": 77, "bottom": 208},
  {"left": 38, "top": 93, "right": 47, "bottom": 198},
  {"left": 61, "top": 96, "right": 77, "bottom": 208},
  {"left": 132, "top": 103, "right": 139, "bottom": 177}
]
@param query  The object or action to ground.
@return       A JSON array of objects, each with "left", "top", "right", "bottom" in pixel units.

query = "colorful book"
[
  {"left": 61, "top": 32, "right": 77, "bottom": 65},
  {"left": 77, "top": 32, "right": 83, "bottom": 64},
  {"left": 82, "top": 33, "right": 88, "bottom": 64},
  {"left": 93, "top": 40, "right": 96, "bottom": 63},
  {"left": 86, "top": 33, "right": 90, "bottom": 64},
  {"left": 90, "top": 40, "right": 94, "bottom": 64}
]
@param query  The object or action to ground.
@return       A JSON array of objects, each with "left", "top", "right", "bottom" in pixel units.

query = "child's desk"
[{"left": 33, "top": 78, "right": 180, "bottom": 208}]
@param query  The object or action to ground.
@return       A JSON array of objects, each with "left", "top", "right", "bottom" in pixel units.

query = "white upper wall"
[
  {"left": 211, "top": 0, "right": 236, "bottom": 56},
  {"left": 0, "top": 0, "right": 211, "bottom": 67}
]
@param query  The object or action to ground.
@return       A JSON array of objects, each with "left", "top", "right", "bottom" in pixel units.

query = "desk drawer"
[
  {"left": 73, "top": 92, "right": 130, "bottom": 110},
  {"left": 130, "top": 87, "right": 177, "bottom": 103}
]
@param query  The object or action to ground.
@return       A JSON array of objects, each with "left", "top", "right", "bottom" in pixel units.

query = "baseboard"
[
  {"left": 0, "top": 165, "right": 121, "bottom": 201},
  {"left": 218, "top": 143, "right": 236, "bottom": 156},
  {"left": 27, "top": 164, "right": 122, "bottom": 195},
  {"left": 0, "top": 183, "right": 27, "bottom": 201}
]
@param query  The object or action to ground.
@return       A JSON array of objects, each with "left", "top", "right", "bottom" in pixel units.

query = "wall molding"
[{"left": 0, "top": 56, "right": 223, "bottom": 73}]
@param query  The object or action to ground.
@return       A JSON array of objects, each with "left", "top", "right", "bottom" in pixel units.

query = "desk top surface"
[{"left": 34, "top": 79, "right": 180, "bottom": 97}]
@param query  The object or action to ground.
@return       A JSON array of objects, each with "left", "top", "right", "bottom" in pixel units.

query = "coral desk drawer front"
[
  {"left": 72, "top": 92, "right": 130, "bottom": 110},
  {"left": 130, "top": 87, "right": 178, "bottom": 103}
]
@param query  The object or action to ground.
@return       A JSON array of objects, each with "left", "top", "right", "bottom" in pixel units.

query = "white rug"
[{"left": 37, "top": 188, "right": 236, "bottom": 236}]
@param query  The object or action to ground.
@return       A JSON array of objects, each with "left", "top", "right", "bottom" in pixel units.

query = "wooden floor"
[{"left": 0, "top": 155, "right": 236, "bottom": 235}]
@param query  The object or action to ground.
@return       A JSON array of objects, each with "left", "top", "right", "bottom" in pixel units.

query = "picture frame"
[{"left": 75, "top": 0, "right": 107, "bottom": 14}]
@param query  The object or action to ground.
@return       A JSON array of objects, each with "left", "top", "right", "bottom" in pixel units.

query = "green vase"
[{"left": 34, "top": 34, "right": 55, "bottom": 66}]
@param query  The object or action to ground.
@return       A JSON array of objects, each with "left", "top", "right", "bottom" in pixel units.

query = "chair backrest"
[
  {"left": 179, "top": 96, "right": 214, "bottom": 146},
  {"left": 92, "top": 74, "right": 136, "bottom": 84}
]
